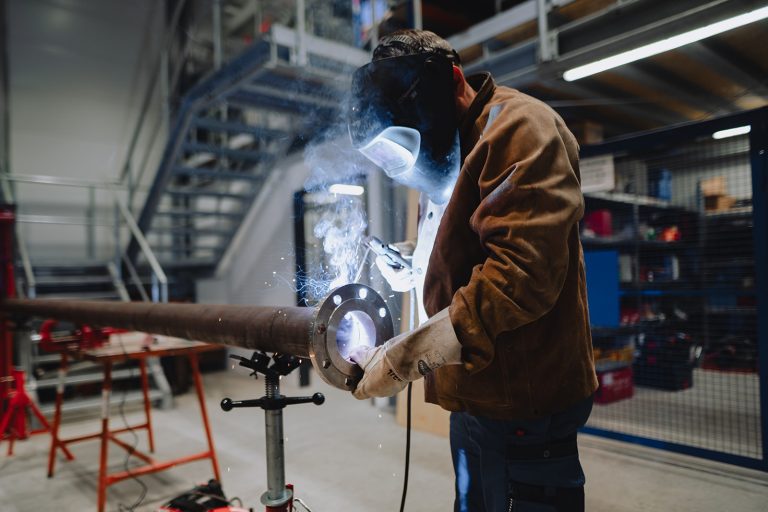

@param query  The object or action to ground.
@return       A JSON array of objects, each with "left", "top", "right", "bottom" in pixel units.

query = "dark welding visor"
[{"left": 348, "top": 52, "right": 455, "bottom": 149}]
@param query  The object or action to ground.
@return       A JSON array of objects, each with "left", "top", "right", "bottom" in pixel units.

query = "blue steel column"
[{"left": 749, "top": 109, "right": 768, "bottom": 470}]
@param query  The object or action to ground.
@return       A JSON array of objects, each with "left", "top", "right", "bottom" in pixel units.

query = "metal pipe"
[
  {"left": 295, "top": 0, "right": 307, "bottom": 66},
  {"left": 370, "top": 0, "right": 378, "bottom": 49},
  {"left": 1, "top": 283, "right": 394, "bottom": 391},
  {"left": 2, "top": 298, "right": 316, "bottom": 357},
  {"left": 213, "top": 0, "right": 223, "bottom": 70},
  {"left": 119, "top": 0, "right": 188, "bottom": 184},
  {"left": 537, "top": 0, "right": 553, "bottom": 62},
  {"left": 87, "top": 186, "right": 96, "bottom": 260},
  {"left": 413, "top": 0, "right": 423, "bottom": 30}
]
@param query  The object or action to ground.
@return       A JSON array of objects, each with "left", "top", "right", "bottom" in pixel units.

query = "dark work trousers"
[{"left": 450, "top": 395, "right": 593, "bottom": 512}]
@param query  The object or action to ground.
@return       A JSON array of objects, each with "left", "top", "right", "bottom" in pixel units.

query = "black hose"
[{"left": 399, "top": 382, "right": 413, "bottom": 512}]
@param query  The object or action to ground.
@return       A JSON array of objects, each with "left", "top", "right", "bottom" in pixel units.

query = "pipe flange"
[{"left": 310, "top": 284, "right": 394, "bottom": 390}]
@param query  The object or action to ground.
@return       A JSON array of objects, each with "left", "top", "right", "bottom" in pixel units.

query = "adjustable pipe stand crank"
[{"left": 221, "top": 351, "right": 324, "bottom": 512}]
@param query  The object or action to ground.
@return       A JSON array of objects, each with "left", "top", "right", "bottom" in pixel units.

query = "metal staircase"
[
  {"left": 130, "top": 25, "right": 368, "bottom": 274},
  {"left": 21, "top": 263, "right": 173, "bottom": 415}
]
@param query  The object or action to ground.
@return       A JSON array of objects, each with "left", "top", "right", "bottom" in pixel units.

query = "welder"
[{"left": 347, "top": 30, "right": 598, "bottom": 512}]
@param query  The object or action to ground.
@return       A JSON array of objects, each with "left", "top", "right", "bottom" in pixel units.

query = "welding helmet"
[{"left": 348, "top": 52, "right": 460, "bottom": 204}]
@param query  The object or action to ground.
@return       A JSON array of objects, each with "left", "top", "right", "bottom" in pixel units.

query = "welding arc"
[{"left": 1, "top": 299, "right": 315, "bottom": 357}]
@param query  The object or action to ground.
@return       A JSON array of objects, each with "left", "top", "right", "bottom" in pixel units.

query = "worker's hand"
[
  {"left": 375, "top": 256, "right": 415, "bottom": 292},
  {"left": 349, "top": 343, "right": 408, "bottom": 399},
  {"left": 349, "top": 308, "right": 463, "bottom": 400}
]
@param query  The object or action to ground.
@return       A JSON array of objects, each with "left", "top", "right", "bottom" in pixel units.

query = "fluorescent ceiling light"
[
  {"left": 712, "top": 125, "right": 751, "bottom": 140},
  {"left": 329, "top": 184, "right": 365, "bottom": 196},
  {"left": 563, "top": 6, "right": 768, "bottom": 81}
]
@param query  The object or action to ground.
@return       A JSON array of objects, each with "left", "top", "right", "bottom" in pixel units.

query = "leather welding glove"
[
  {"left": 349, "top": 308, "right": 462, "bottom": 399},
  {"left": 375, "top": 256, "right": 415, "bottom": 293}
]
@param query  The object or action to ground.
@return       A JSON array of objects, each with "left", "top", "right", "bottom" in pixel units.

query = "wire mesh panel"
[{"left": 579, "top": 112, "right": 766, "bottom": 468}]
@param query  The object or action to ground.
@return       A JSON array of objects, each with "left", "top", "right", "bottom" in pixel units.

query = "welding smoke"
[{"left": 312, "top": 194, "right": 367, "bottom": 291}]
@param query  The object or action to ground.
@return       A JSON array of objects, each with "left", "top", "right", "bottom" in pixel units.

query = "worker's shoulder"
[
  {"left": 486, "top": 84, "right": 562, "bottom": 125},
  {"left": 477, "top": 85, "right": 567, "bottom": 147}
]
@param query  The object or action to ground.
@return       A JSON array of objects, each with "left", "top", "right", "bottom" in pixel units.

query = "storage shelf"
[
  {"left": 704, "top": 207, "right": 752, "bottom": 218},
  {"left": 620, "top": 287, "right": 755, "bottom": 298},
  {"left": 704, "top": 307, "right": 756, "bottom": 316},
  {"left": 586, "top": 191, "right": 669, "bottom": 208},
  {"left": 595, "top": 360, "right": 633, "bottom": 372},
  {"left": 582, "top": 238, "right": 694, "bottom": 251},
  {"left": 584, "top": 191, "right": 695, "bottom": 212}
]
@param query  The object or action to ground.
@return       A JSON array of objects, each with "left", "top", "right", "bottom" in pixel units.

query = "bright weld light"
[
  {"left": 712, "top": 125, "right": 751, "bottom": 140},
  {"left": 337, "top": 311, "right": 376, "bottom": 360},
  {"left": 563, "top": 6, "right": 768, "bottom": 81},
  {"left": 329, "top": 183, "right": 365, "bottom": 196}
]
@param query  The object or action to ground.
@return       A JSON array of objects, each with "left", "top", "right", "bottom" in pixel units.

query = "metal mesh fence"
[{"left": 581, "top": 126, "right": 761, "bottom": 461}]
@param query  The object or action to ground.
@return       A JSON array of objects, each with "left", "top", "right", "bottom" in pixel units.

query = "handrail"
[
  {"left": 3, "top": 173, "right": 121, "bottom": 189},
  {"left": 0, "top": 172, "right": 36, "bottom": 297},
  {"left": 119, "top": 0, "right": 189, "bottom": 186},
  {"left": 122, "top": 253, "right": 151, "bottom": 303},
  {"left": 113, "top": 192, "right": 168, "bottom": 303}
]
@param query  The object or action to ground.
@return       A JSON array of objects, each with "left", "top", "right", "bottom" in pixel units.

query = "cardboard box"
[
  {"left": 700, "top": 176, "right": 727, "bottom": 197},
  {"left": 704, "top": 195, "right": 735, "bottom": 212}
]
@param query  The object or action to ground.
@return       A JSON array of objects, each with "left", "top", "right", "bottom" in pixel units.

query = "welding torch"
[{"left": 365, "top": 236, "right": 412, "bottom": 270}]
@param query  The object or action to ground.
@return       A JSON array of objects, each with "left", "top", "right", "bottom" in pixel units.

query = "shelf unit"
[{"left": 577, "top": 107, "right": 768, "bottom": 471}]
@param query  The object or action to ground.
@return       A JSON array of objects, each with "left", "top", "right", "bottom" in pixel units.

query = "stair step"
[
  {"left": 165, "top": 189, "right": 252, "bottom": 200},
  {"left": 32, "top": 264, "right": 111, "bottom": 277},
  {"left": 154, "top": 210, "right": 243, "bottom": 218},
  {"left": 39, "top": 389, "right": 165, "bottom": 416},
  {"left": 34, "top": 291, "right": 122, "bottom": 301},
  {"left": 33, "top": 353, "right": 66, "bottom": 364},
  {"left": 149, "top": 226, "right": 234, "bottom": 236},
  {"left": 172, "top": 166, "right": 265, "bottom": 181},
  {"left": 34, "top": 368, "right": 142, "bottom": 389},
  {"left": 34, "top": 275, "right": 115, "bottom": 285},
  {"left": 191, "top": 117, "right": 286, "bottom": 139},
  {"left": 156, "top": 258, "right": 218, "bottom": 269},
  {"left": 182, "top": 142, "right": 263, "bottom": 162}
]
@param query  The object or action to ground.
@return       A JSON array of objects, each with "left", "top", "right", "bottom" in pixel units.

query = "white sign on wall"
[{"left": 579, "top": 154, "right": 615, "bottom": 193}]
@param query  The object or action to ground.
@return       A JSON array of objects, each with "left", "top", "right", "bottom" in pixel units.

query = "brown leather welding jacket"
[{"left": 422, "top": 73, "right": 598, "bottom": 420}]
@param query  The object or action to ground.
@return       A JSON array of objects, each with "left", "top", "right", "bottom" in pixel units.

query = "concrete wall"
[
  {"left": 0, "top": 0, "right": 8, "bottom": 180},
  {"left": 7, "top": 0, "right": 164, "bottom": 262}
]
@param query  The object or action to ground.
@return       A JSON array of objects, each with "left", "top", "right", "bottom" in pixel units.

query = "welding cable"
[
  {"left": 399, "top": 381, "right": 413, "bottom": 512},
  {"left": 399, "top": 287, "right": 418, "bottom": 512},
  {"left": 115, "top": 335, "right": 148, "bottom": 512}
]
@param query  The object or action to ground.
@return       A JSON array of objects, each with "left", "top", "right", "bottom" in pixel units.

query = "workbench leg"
[
  {"left": 189, "top": 353, "right": 221, "bottom": 481},
  {"left": 139, "top": 359, "right": 155, "bottom": 453},
  {"left": 97, "top": 361, "right": 112, "bottom": 512},
  {"left": 48, "top": 354, "right": 73, "bottom": 477}
]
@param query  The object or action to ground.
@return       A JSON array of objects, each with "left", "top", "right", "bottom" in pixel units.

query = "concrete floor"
[{"left": 1, "top": 368, "right": 767, "bottom": 511}]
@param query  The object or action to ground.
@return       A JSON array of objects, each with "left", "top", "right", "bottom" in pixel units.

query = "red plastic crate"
[{"left": 595, "top": 366, "right": 634, "bottom": 404}]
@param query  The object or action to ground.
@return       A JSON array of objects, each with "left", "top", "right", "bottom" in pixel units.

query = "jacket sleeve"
[{"left": 449, "top": 101, "right": 584, "bottom": 374}]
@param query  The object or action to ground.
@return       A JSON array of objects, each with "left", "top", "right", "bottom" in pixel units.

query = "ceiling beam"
[
  {"left": 598, "top": 65, "right": 712, "bottom": 120},
  {"left": 539, "top": 79, "right": 678, "bottom": 128},
  {"left": 683, "top": 41, "right": 768, "bottom": 94}
]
